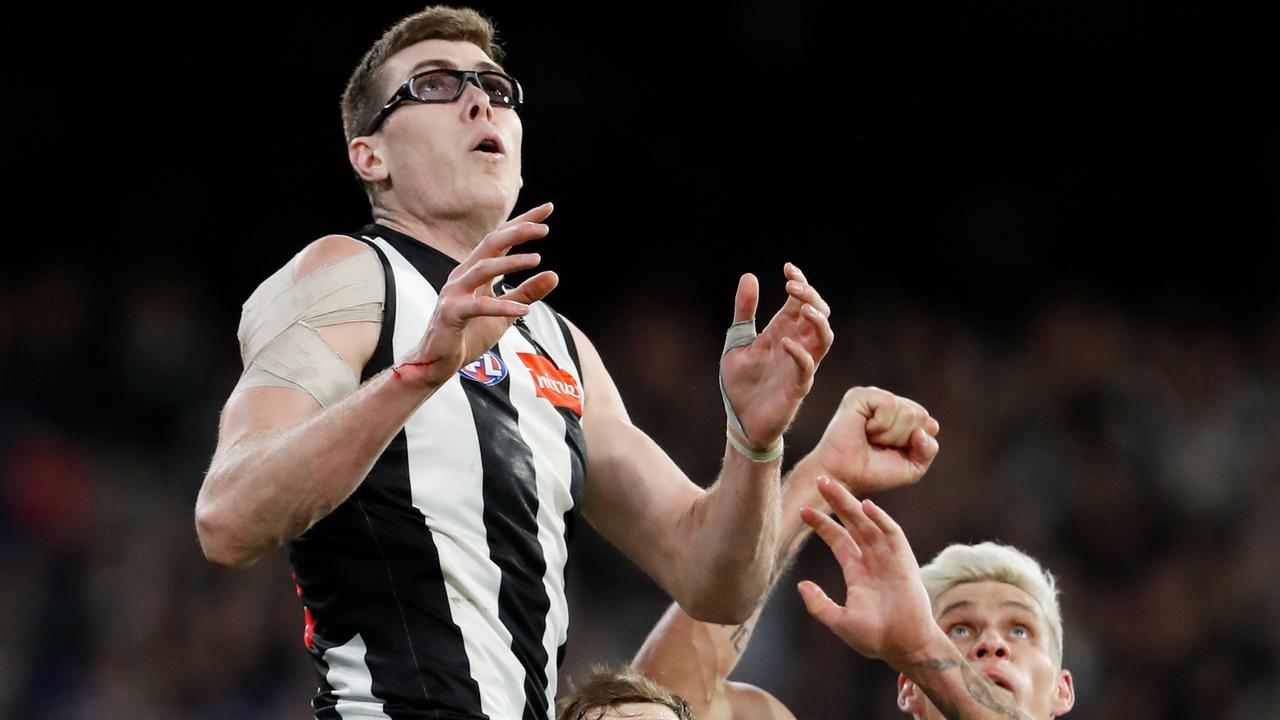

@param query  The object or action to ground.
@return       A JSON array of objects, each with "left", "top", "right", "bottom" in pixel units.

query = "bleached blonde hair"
[{"left": 919, "top": 542, "right": 1064, "bottom": 665}]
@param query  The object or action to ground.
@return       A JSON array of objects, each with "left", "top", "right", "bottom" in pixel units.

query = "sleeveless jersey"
[{"left": 289, "top": 222, "right": 587, "bottom": 720}]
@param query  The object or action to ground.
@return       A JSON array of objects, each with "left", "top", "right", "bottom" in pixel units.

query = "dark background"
[{"left": 3, "top": 2, "right": 1277, "bottom": 719}]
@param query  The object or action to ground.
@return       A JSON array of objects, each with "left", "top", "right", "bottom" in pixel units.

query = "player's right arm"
[{"left": 195, "top": 205, "right": 558, "bottom": 566}]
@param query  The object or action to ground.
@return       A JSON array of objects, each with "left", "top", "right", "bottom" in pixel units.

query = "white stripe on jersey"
[
  {"left": 323, "top": 633, "right": 391, "bottom": 719},
  {"left": 499, "top": 321, "right": 579, "bottom": 714},
  {"left": 368, "top": 236, "right": 524, "bottom": 720}
]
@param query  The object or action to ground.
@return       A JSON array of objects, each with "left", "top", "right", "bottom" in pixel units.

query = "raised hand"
[
  {"left": 810, "top": 387, "right": 940, "bottom": 494},
  {"left": 403, "top": 203, "right": 559, "bottom": 387},
  {"left": 796, "top": 478, "right": 937, "bottom": 668},
  {"left": 720, "top": 263, "right": 835, "bottom": 449}
]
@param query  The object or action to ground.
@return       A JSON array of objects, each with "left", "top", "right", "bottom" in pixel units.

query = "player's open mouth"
[
  {"left": 472, "top": 135, "right": 504, "bottom": 155},
  {"left": 984, "top": 671, "right": 1013, "bottom": 693}
]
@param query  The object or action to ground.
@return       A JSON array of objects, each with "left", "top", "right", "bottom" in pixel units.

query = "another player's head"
[
  {"left": 899, "top": 542, "right": 1075, "bottom": 720},
  {"left": 558, "top": 666, "right": 695, "bottom": 720},
  {"left": 342, "top": 5, "right": 523, "bottom": 227}
]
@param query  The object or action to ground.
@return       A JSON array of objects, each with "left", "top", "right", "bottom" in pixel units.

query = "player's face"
[
  {"left": 910, "top": 581, "right": 1074, "bottom": 719},
  {"left": 594, "top": 702, "right": 681, "bottom": 720},
  {"left": 371, "top": 39, "right": 524, "bottom": 227}
]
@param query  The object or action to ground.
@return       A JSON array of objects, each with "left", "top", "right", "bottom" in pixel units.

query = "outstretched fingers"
[
  {"left": 460, "top": 220, "right": 550, "bottom": 274},
  {"left": 507, "top": 202, "right": 554, "bottom": 226},
  {"left": 455, "top": 253, "right": 543, "bottom": 292},
  {"left": 818, "top": 478, "right": 884, "bottom": 548},
  {"left": 500, "top": 270, "right": 560, "bottom": 306},
  {"left": 453, "top": 295, "right": 535, "bottom": 321},
  {"left": 801, "top": 303, "right": 835, "bottom": 354},
  {"left": 860, "top": 498, "right": 906, "bottom": 542},
  {"left": 783, "top": 263, "right": 831, "bottom": 317},
  {"left": 781, "top": 336, "right": 817, "bottom": 381},
  {"left": 802, "top": 505, "right": 863, "bottom": 563}
]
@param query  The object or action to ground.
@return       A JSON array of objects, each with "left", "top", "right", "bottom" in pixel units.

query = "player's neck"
[{"left": 372, "top": 204, "right": 494, "bottom": 263}]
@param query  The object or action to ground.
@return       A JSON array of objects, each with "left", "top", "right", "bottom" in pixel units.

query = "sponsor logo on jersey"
[
  {"left": 517, "top": 352, "right": 583, "bottom": 415},
  {"left": 459, "top": 351, "right": 508, "bottom": 386}
]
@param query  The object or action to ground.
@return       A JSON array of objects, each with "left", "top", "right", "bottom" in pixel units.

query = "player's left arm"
[{"left": 570, "top": 264, "right": 833, "bottom": 624}]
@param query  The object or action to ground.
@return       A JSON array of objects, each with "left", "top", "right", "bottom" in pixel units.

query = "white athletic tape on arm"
[
  {"left": 234, "top": 250, "right": 384, "bottom": 406},
  {"left": 719, "top": 319, "right": 783, "bottom": 463}
]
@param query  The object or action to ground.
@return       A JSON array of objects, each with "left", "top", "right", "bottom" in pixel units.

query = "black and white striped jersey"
[{"left": 288, "top": 223, "right": 587, "bottom": 720}]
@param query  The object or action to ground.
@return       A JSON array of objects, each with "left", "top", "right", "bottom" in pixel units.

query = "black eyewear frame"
[{"left": 364, "top": 69, "right": 524, "bottom": 136}]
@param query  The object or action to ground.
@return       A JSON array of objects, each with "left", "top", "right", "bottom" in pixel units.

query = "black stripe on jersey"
[
  {"left": 353, "top": 235, "right": 399, "bottom": 380},
  {"left": 458, "top": 343, "right": 553, "bottom": 720}
]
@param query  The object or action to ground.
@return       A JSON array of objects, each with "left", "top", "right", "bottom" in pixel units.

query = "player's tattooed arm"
[
  {"left": 632, "top": 465, "right": 827, "bottom": 720},
  {"left": 908, "top": 657, "right": 1028, "bottom": 720}
]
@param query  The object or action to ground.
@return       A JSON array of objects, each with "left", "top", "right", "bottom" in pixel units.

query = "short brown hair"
[
  {"left": 557, "top": 666, "right": 695, "bottom": 720},
  {"left": 341, "top": 5, "right": 504, "bottom": 144}
]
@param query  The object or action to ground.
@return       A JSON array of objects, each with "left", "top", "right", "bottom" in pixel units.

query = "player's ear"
[
  {"left": 349, "top": 136, "right": 389, "bottom": 183},
  {"left": 1051, "top": 669, "right": 1075, "bottom": 715}
]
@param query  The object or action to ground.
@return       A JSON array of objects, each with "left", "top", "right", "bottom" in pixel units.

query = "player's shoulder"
[
  {"left": 239, "top": 233, "right": 382, "bottom": 317},
  {"left": 723, "top": 682, "right": 796, "bottom": 720},
  {"left": 294, "top": 234, "right": 375, "bottom": 281}
]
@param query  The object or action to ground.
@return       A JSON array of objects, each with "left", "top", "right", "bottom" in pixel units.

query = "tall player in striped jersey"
[{"left": 195, "top": 6, "right": 835, "bottom": 720}]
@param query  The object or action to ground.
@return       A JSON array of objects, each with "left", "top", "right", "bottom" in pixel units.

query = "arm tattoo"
[
  {"left": 909, "top": 658, "right": 1028, "bottom": 720},
  {"left": 771, "top": 522, "right": 810, "bottom": 585},
  {"left": 913, "top": 658, "right": 959, "bottom": 672},
  {"left": 729, "top": 621, "right": 752, "bottom": 653},
  {"left": 911, "top": 659, "right": 963, "bottom": 720},
  {"left": 959, "top": 662, "right": 1026, "bottom": 719}
]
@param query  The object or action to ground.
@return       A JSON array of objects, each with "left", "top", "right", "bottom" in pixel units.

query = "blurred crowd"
[{"left": 1, "top": 267, "right": 1276, "bottom": 719}]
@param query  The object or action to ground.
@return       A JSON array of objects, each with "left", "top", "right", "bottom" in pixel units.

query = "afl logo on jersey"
[{"left": 459, "top": 351, "right": 507, "bottom": 385}]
